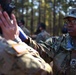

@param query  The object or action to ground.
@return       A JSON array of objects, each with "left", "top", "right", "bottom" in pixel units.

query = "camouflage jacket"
[
  {"left": 0, "top": 36, "right": 52, "bottom": 75},
  {"left": 28, "top": 35, "right": 76, "bottom": 75},
  {"left": 36, "top": 30, "right": 50, "bottom": 43}
]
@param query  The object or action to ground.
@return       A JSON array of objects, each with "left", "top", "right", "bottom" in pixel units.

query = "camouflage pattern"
[
  {"left": 0, "top": 36, "right": 52, "bottom": 75},
  {"left": 36, "top": 30, "right": 50, "bottom": 43},
  {"left": 28, "top": 35, "right": 76, "bottom": 75}
]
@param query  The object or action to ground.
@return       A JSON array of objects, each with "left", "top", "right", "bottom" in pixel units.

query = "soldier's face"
[{"left": 66, "top": 17, "right": 76, "bottom": 37}]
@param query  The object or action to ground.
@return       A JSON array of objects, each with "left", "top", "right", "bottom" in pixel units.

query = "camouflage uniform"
[
  {"left": 36, "top": 30, "right": 50, "bottom": 43},
  {"left": 0, "top": 36, "right": 52, "bottom": 75},
  {"left": 28, "top": 35, "right": 76, "bottom": 75}
]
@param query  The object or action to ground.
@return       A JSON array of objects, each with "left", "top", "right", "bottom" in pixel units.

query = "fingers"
[
  {"left": 0, "top": 11, "right": 10, "bottom": 27},
  {"left": 0, "top": 11, "right": 19, "bottom": 40},
  {"left": 0, "top": 11, "right": 17, "bottom": 29},
  {"left": 11, "top": 13, "right": 18, "bottom": 32},
  {"left": 3, "top": 11, "right": 12, "bottom": 26},
  {"left": 11, "top": 14, "right": 17, "bottom": 27},
  {"left": 0, "top": 18, "right": 6, "bottom": 32}
]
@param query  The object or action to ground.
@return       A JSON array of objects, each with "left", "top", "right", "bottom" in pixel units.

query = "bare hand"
[{"left": 0, "top": 11, "right": 19, "bottom": 40}]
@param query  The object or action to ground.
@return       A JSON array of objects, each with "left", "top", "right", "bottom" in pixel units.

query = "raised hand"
[{"left": 0, "top": 11, "right": 19, "bottom": 40}]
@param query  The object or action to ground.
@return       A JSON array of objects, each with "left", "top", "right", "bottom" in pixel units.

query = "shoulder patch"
[{"left": 6, "top": 40, "right": 29, "bottom": 56}]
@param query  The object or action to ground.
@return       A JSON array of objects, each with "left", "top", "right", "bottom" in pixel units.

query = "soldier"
[
  {"left": 32, "top": 22, "right": 50, "bottom": 43},
  {"left": 31, "top": 22, "right": 50, "bottom": 43},
  {"left": 0, "top": 0, "right": 53, "bottom": 75},
  {"left": 22, "top": 8, "right": 76, "bottom": 75}
]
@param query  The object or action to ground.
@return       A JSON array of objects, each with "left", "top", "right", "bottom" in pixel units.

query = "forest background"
[{"left": 11, "top": 0, "right": 76, "bottom": 36}]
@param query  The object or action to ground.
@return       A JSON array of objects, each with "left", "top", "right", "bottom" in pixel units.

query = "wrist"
[{"left": 13, "top": 36, "right": 22, "bottom": 43}]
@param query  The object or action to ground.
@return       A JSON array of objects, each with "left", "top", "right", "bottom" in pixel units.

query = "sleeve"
[
  {"left": 6, "top": 39, "right": 53, "bottom": 75},
  {"left": 0, "top": 37, "right": 53, "bottom": 75},
  {"left": 35, "top": 34, "right": 43, "bottom": 43},
  {"left": 16, "top": 50, "right": 53, "bottom": 75},
  {"left": 28, "top": 37, "right": 55, "bottom": 63}
]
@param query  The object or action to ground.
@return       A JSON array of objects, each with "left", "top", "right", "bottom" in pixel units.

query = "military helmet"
[{"left": 64, "top": 8, "right": 76, "bottom": 19}]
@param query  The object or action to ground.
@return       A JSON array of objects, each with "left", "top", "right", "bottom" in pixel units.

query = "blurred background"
[{"left": 8, "top": 0, "right": 76, "bottom": 36}]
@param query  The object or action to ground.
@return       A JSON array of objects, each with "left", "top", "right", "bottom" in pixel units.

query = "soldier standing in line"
[
  {"left": 31, "top": 22, "right": 50, "bottom": 43},
  {"left": 36, "top": 22, "right": 50, "bottom": 43}
]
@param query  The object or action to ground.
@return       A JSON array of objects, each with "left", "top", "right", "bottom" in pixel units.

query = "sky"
[{"left": 29, "top": 0, "right": 32, "bottom": 2}]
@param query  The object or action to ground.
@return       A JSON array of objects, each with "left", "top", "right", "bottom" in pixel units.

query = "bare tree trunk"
[
  {"left": 43, "top": 0, "right": 46, "bottom": 24},
  {"left": 38, "top": 0, "right": 41, "bottom": 24},
  {"left": 30, "top": 0, "right": 34, "bottom": 34},
  {"left": 25, "top": 0, "right": 29, "bottom": 28},
  {"left": 53, "top": 0, "right": 56, "bottom": 36},
  {"left": 21, "top": 0, "right": 24, "bottom": 20}
]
